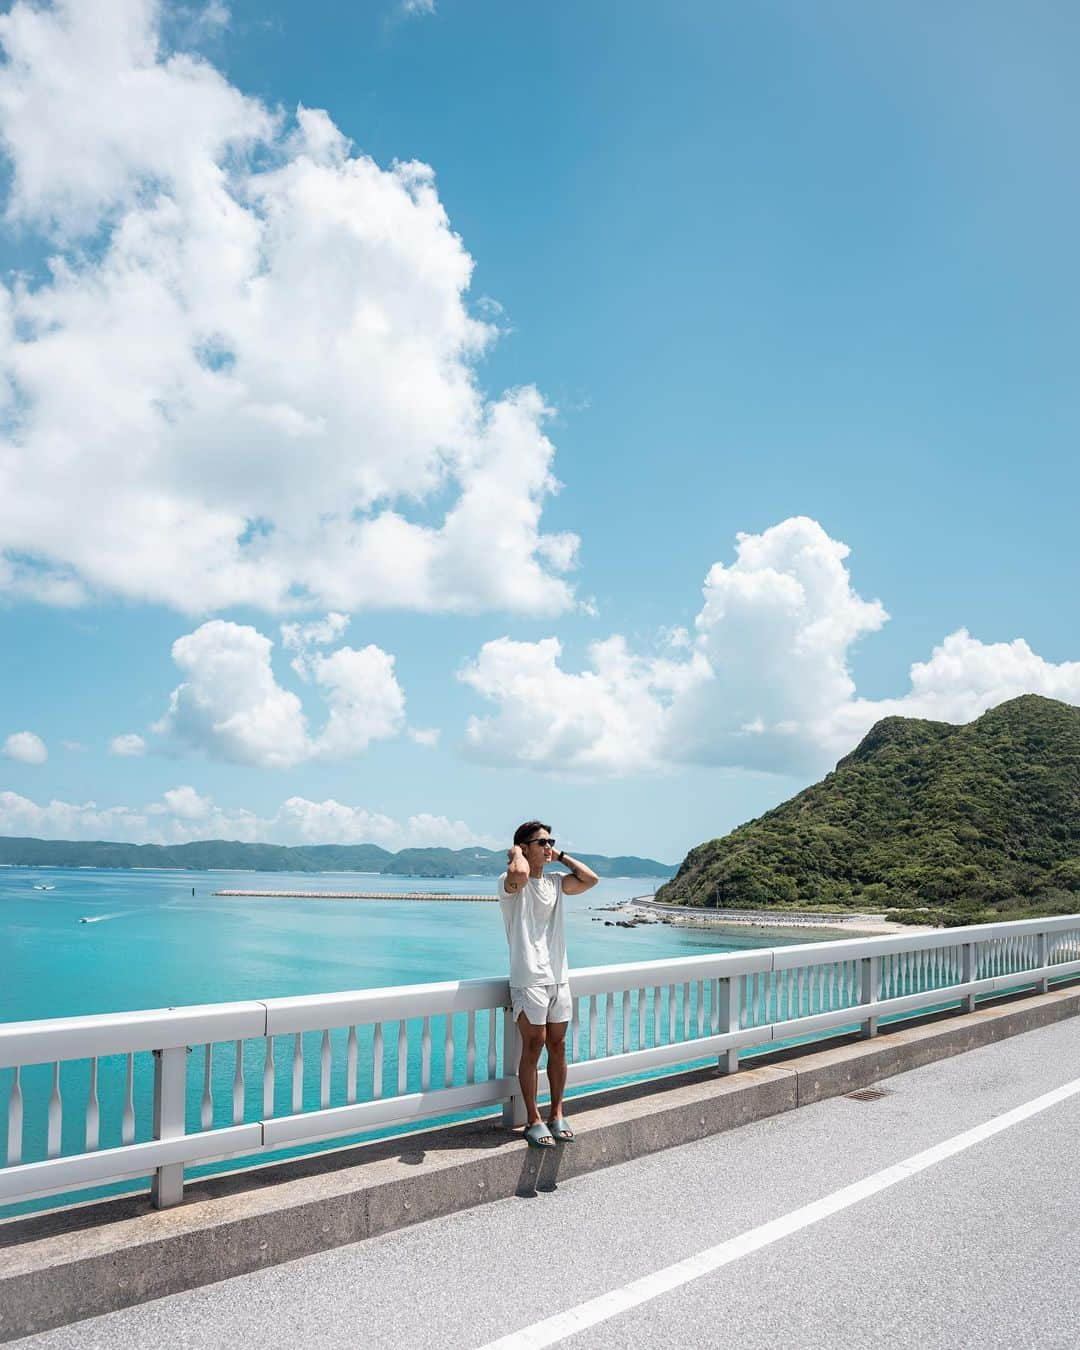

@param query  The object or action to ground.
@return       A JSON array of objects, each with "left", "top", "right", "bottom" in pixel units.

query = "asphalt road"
[{"left": 14, "top": 1016, "right": 1080, "bottom": 1350}]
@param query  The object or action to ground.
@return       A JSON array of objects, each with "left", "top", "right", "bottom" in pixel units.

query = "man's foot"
[
  {"left": 548, "top": 1116, "right": 575, "bottom": 1142},
  {"left": 524, "top": 1121, "right": 556, "bottom": 1148}
]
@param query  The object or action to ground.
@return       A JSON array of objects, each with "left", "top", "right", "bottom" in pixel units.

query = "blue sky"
[{"left": 0, "top": 0, "right": 1077, "bottom": 863}]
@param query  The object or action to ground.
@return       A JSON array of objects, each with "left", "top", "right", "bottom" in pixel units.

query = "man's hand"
[{"left": 504, "top": 844, "right": 529, "bottom": 893}]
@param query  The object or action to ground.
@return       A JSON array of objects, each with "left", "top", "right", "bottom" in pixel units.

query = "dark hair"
[{"left": 513, "top": 820, "right": 551, "bottom": 848}]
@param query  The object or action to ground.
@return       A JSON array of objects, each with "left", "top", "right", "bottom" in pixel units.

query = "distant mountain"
[
  {"left": 656, "top": 695, "right": 1080, "bottom": 925},
  {"left": 378, "top": 847, "right": 674, "bottom": 878},
  {"left": 0, "top": 837, "right": 675, "bottom": 879}
]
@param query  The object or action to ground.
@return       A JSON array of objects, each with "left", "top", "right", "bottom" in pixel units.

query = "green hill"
[
  {"left": 0, "top": 837, "right": 674, "bottom": 879},
  {"left": 655, "top": 695, "right": 1080, "bottom": 925}
]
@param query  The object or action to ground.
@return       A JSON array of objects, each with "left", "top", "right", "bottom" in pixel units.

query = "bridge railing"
[{"left": 3, "top": 914, "right": 1079, "bottom": 1212}]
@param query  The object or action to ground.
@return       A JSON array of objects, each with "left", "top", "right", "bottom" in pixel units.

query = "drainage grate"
[{"left": 846, "top": 1086, "right": 892, "bottom": 1102}]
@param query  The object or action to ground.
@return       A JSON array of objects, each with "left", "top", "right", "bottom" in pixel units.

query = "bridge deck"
[{"left": 15, "top": 1015, "right": 1079, "bottom": 1349}]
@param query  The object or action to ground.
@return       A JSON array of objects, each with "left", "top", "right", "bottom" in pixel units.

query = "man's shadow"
[{"left": 515, "top": 1139, "right": 566, "bottom": 1198}]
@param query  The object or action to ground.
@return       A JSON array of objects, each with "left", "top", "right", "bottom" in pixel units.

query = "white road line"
[{"left": 476, "top": 1074, "right": 1080, "bottom": 1350}]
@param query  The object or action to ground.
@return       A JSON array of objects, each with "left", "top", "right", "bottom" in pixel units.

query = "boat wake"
[{"left": 78, "top": 911, "right": 131, "bottom": 925}]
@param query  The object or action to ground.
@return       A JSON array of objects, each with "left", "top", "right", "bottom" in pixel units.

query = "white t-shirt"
[{"left": 498, "top": 870, "right": 568, "bottom": 988}]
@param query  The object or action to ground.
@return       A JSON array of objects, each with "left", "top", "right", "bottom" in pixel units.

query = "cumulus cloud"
[
  {"left": 0, "top": 791, "right": 170, "bottom": 842},
  {"left": 460, "top": 516, "right": 1080, "bottom": 777},
  {"left": 160, "top": 784, "right": 213, "bottom": 819},
  {"left": 311, "top": 643, "right": 407, "bottom": 758},
  {"left": 280, "top": 612, "right": 350, "bottom": 657},
  {"left": 2, "top": 730, "right": 47, "bottom": 763},
  {"left": 460, "top": 635, "right": 705, "bottom": 775},
  {"left": 157, "top": 621, "right": 310, "bottom": 768},
  {"left": 828, "top": 630, "right": 1080, "bottom": 747},
  {"left": 156, "top": 618, "right": 406, "bottom": 767},
  {"left": 0, "top": 0, "right": 577, "bottom": 616},
  {"left": 662, "top": 515, "right": 888, "bottom": 772},
  {"left": 109, "top": 732, "right": 147, "bottom": 757},
  {"left": 274, "top": 797, "right": 494, "bottom": 849},
  {"left": 0, "top": 785, "right": 497, "bottom": 849},
  {"left": 408, "top": 726, "right": 440, "bottom": 748}
]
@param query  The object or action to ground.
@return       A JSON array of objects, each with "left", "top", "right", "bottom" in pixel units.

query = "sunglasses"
[{"left": 526, "top": 837, "right": 556, "bottom": 848}]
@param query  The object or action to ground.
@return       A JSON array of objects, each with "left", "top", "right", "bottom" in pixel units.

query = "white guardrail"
[{"left": 2, "top": 914, "right": 1079, "bottom": 1211}]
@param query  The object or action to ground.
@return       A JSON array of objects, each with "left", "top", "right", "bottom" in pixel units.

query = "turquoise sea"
[
  {"left": 1, "top": 866, "right": 830, "bottom": 1022},
  {"left": 1, "top": 866, "right": 833, "bottom": 1216}
]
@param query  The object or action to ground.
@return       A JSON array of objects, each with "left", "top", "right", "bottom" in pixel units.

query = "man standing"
[{"left": 499, "top": 820, "right": 599, "bottom": 1148}]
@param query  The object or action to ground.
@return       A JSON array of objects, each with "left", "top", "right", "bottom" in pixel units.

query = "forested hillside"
[{"left": 656, "top": 696, "right": 1080, "bottom": 925}]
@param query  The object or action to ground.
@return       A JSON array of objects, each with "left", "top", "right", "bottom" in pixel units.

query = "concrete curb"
[{"left": 3, "top": 983, "right": 1079, "bottom": 1342}]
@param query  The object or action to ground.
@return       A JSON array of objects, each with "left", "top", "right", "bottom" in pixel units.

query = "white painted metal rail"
[{"left": 3, "top": 914, "right": 1079, "bottom": 1212}]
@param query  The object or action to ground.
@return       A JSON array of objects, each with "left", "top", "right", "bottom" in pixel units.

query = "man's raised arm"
[
  {"left": 503, "top": 844, "right": 530, "bottom": 893},
  {"left": 557, "top": 850, "right": 599, "bottom": 896}
]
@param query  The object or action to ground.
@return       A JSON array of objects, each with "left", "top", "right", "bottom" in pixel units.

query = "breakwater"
[{"left": 213, "top": 889, "right": 496, "bottom": 901}]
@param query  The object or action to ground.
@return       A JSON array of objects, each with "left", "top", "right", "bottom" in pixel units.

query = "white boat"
[{"left": 32, "top": 883, "right": 56, "bottom": 891}]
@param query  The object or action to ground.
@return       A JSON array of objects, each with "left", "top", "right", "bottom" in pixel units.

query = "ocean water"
[
  {"left": 1, "top": 866, "right": 834, "bottom": 1216},
  {"left": 0, "top": 866, "right": 827, "bottom": 1022}
]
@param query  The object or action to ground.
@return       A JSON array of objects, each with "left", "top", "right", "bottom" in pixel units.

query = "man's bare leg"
[
  {"left": 516, "top": 1014, "right": 548, "bottom": 1126},
  {"left": 545, "top": 1020, "right": 568, "bottom": 1122}
]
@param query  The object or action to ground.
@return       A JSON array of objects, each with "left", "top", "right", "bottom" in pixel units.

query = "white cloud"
[
  {"left": 459, "top": 516, "right": 1080, "bottom": 778},
  {"left": 2, "top": 730, "right": 47, "bottom": 764},
  {"left": 158, "top": 620, "right": 310, "bottom": 768},
  {"left": 0, "top": 791, "right": 162, "bottom": 841},
  {"left": 156, "top": 618, "right": 406, "bottom": 767},
  {"left": 662, "top": 515, "right": 889, "bottom": 772},
  {"left": 0, "top": 0, "right": 577, "bottom": 617},
  {"left": 828, "top": 630, "right": 1080, "bottom": 749},
  {"left": 460, "top": 635, "right": 705, "bottom": 776},
  {"left": 408, "top": 726, "right": 440, "bottom": 748},
  {"left": 0, "top": 786, "right": 497, "bottom": 849},
  {"left": 275, "top": 797, "right": 494, "bottom": 850},
  {"left": 400, "top": 0, "right": 436, "bottom": 15},
  {"left": 109, "top": 732, "right": 147, "bottom": 757},
  {"left": 190, "top": 1, "right": 230, "bottom": 36},
  {"left": 311, "top": 644, "right": 406, "bottom": 757},
  {"left": 161, "top": 784, "right": 212, "bottom": 819},
  {"left": 280, "top": 612, "right": 350, "bottom": 654},
  {"left": 60, "top": 739, "right": 88, "bottom": 752}
]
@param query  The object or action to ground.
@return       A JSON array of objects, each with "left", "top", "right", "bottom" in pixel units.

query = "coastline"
[{"left": 618, "top": 898, "right": 938, "bottom": 937}]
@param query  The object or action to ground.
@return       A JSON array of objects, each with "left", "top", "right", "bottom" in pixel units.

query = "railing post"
[
  {"left": 151, "top": 1046, "right": 187, "bottom": 1209},
  {"left": 1036, "top": 931, "right": 1049, "bottom": 995},
  {"left": 501, "top": 1007, "right": 525, "bottom": 1129},
  {"left": 717, "top": 977, "right": 739, "bottom": 1074},
  {"left": 860, "top": 955, "right": 880, "bottom": 1038},
  {"left": 960, "top": 943, "right": 978, "bottom": 1013}
]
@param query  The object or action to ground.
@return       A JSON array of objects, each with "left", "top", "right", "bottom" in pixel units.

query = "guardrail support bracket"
[
  {"left": 501, "top": 1010, "right": 526, "bottom": 1128},
  {"left": 1036, "top": 934, "right": 1049, "bottom": 995},
  {"left": 151, "top": 1046, "right": 187, "bottom": 1209},
  {"left": 960, "top": 943, "right": 978, "bottom": 1014},
  {"left": 860, "top": 956, "right": 880, "bottom": 1038},
  {"left": 717, "top": 977, "right": 739, "bottom": 1074}
]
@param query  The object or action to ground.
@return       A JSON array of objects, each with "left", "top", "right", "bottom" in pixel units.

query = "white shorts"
[{"left": 511, "top": 982, "right": 572, "bottom": 1026}]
